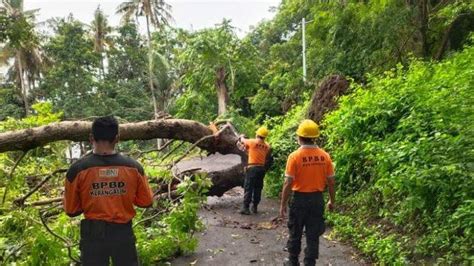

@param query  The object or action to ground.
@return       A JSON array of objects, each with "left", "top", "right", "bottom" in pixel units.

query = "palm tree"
[
  {"left": 116, "top": 0, "right": 172, "bottom": 119},
  {"left": 153, "top": 52, "right": 175, "bottom": 111},
  {"left": 0, "top": 0, "right": 45, "bottom": 115},
  {"left": 91, "top": 6, "right": 112, "bottom": 77}
]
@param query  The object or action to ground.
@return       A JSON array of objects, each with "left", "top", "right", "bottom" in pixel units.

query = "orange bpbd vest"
[
  {"left": 244, "top": 139, "right": 270, "bottom": 165},
  {"left": 285, "top": 145, "right": 335, "bottom": 192},
  {"left": 63, "top": 153, "right": 153, "bottom": 223}
]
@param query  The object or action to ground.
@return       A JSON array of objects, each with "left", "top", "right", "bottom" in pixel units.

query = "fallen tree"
[
  {"left": 2, "top": 119, "right": 247, "bottom": 206},
  {"left": 0, "top": 119, "right": 241, "bottom": 155},
  {"left": 0, "top": 118, "right": 247, "bottom": 264},
  {"left": 173, "top": 153, "right": 244, "bottom": 197},
  {"left": 307, "top": 75, "right": 350, "bottom": 124}
]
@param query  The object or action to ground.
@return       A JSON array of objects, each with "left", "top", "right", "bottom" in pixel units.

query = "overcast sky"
[{"left": 24, "top": 0, "right": 281, "bottom": 36}]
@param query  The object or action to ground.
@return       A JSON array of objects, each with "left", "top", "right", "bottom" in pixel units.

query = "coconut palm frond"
[
  {"left": 153, "top": 6, "right": 173, "bottom": 27},
  {"left": 116, "top": 0, "right": 139, "bottom": 25},
  {"left": 0, "top": 45, "right": 14, "bottom": 65},
  {"left": 1, "top": 1, "right": 15, "bottom": 14},
  {"left": 117, "top": 0, "right": 172, "bottom": 29},
  {"left": 91, "top": 6, "right": 113, "bottom": 53}
]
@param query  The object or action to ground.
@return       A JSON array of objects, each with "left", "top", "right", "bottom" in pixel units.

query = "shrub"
[{"left": 323, "top": 44, "right": 474, "bottom": 263}]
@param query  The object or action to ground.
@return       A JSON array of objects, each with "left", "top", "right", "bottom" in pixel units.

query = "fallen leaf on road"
[
  {"left": 271, "top": 216, "right": 285, "bottom": 224},
  {"left": 249, "top": 259, "right": 258, "bottom": 263},
  {"left": 190, "top": 259, "right": 198, "bottom": 265},
  {"left": 206, "top": 248, "right": 225, "bottom": 255},
  {"left": 257, "top": 221, "right": 277, "bottom": 230},
  {"left": 250, "top": 238, "right": 260, "bottom": 244},
  {"left": 231, "top": 234, "right": 242, "bottom": 239},
  {"left": 240, "top": 223, "right": 252, "bottom": 229}
]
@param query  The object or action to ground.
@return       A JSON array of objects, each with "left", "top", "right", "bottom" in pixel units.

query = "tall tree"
[
  {"left": 0, "top": 0, "right": 46, "bottom": 115},
  {"left": 407, "top": 0, "right": 474, "bottom": 59},
  {"left": 90, "top": 6, "right": 112, "bottom": 77},
  {"left": 39, "top": 17, "right": 102, "bottom": 118},
  {"left": 116, "top": 0, "right": 172, "bottom": 119},
  {"left": 151, "top": 28, "right": 181, "bottom": 112},
  {"left": 178, "top": 21, "right": 239, "bottom": 116},
  {"left": 104, "top": 22, "right": 152, "bottom": 121}
]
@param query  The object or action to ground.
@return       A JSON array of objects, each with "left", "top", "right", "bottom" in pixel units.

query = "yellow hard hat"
[
  {"left": 256, "top": 126, "right": 269, "bottom": 138},
  {"left": 296, "top": 119, "right": 320, "bottom": 138}
]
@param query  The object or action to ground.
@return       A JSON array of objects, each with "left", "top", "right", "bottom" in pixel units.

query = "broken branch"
[
  {"left": 14, "top": 169, "right": 67, "bottom": 207},
  {"left": 28, "top": 197, "right": 62, "bottom": 206},
  {"left": 2, "top": 151, "right": 28, "bottom": 205},
  {"left": 39, "top": 212, "right": 80, "bottom": 263}
]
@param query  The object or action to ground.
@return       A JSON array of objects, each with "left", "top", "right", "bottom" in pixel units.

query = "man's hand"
[
  {"left": 279, "top": 177, "right": 292, "bottom": 218},
  {"left": 237, "top": 134, "right": 247, "bottom": 151},
  {"left": 327, "top": 201, "right": 335, "bottom": 211},
  {"left": 327, "top": 176, "right": 336, "bottom": 212},
  {"left": 279, "top": 205, "right": 287, "bottom": 218}
]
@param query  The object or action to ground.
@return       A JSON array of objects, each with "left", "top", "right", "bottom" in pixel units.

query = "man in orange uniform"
[
  {"left": 238, "top": 126, "right": 272, "bottom": 215},
  {"left": 63, "top": 116, "right": 153, "bottom": 265},
  {"left": 279, "top": 120, "right": 336, "bottom": 266}
]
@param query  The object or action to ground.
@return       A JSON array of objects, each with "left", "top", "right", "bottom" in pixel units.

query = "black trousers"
[
  {"left": 243, "top": 166, "right": 266, "bottom": 207},
  {"left": 80, "top": 219, "right": 139, "bottom": 266},
  {"left": 287, "top": 192, "right": 325, "bottom": 265}
]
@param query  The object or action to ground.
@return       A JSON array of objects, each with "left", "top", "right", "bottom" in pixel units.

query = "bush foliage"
[
  {"left": 264, "top": 44, "right": 474, "bottom": 263},
  {"left": 2, "top": 0, "right": 474, "bottom": 263},
  {"left": 0, "top": 106, "right": 212, "bottom": 264},
  {"left": 323, "top": 43, "right": 474, "bottom": 263}
]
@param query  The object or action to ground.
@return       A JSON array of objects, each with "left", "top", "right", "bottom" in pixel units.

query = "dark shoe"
[
  {"left": 303, "top": 258, "right": 316, "bottom": 266},
  {"left": 251, "top": 204, "right": 258, "bottom": 214},
  {"left": 283, "top": 256, "right": 299, "bottom": 266},
  {"left": 239, "top": 206, "right": 250, "bottom": 215}
]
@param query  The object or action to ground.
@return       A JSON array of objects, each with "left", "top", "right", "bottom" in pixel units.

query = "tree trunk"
[
  {"left": 0, "top": 119, "right": 242, "bottom": 155},
  {"left": 16, "top": 52, "right": 29, "bottom": 115},
  {"left": 215, "top": 66, "right": 229, "bottom": 116},
  {"left": 173, "top": 153, "right": 245, "bottom": 196},
  {"left": 145, "top": 15, "right": 159, "bottom": 119},
  {"left": 307, "top": 75, "right": 350, "bottom": 124},
  {"left": 145, "top": 15, "right": 163, "bottom": 149},
  {"left": 100, "top": 52, "right": 106, "bottom": 78},
  {"left": 434, "top": 13, "right": 472, "bottom": 60},
  {"left": 418, "top": 0, "right": 430, "bottom": 58}
]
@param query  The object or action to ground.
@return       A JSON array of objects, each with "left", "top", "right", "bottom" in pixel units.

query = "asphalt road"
[{"left": 170, "top": 187, "right": 362, "bottom": 266}]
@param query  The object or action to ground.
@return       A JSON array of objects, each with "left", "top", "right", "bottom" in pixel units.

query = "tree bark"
[
  {"left": 146, "top": 15, "right": 159, "bottom": 119},
  {"left": 99, "top": 52, "right": 106, "bottom": 78},
  {"left": 216, "top": 66, "right": 229, "bottom": 116},
  {"left": 146, "top": 15, "right": 164, "bottom": 150},
  {"left": 0, "top": 119, "right": 242, "bottom": 155},
  {"left": 307, "top": 75, "right": 350, "bottom": 124},
  {"left": 16, "top": 52, "right": 29, "bottom": 115},
  {"left": 434, "top": 12, "right": 472, "bottom": 60},
  {"left": 418, "top": 0, "right": 430, "bottom": 58},
  {"left": 173, "top": 153, "right": 245, "bottom": 196}
]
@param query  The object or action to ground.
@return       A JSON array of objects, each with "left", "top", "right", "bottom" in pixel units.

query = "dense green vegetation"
[
  {"left": 265, "top": 43, "right": 474, "bottom": 264},
  {"left": 0, "top": 104, "right": 212, "bottom": 264},
  {"left": 1, "top": 0, "right": 473, "bottom": 264},
  {"left": 325, "top": 44, "right": 474, "bottom": 263}
]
